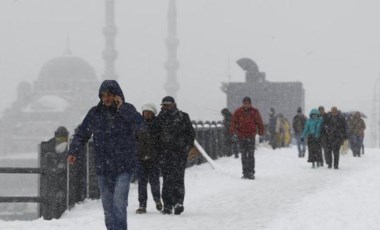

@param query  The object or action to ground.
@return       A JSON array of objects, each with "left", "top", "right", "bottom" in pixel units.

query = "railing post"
[
  {"left": 216, "top": 121, "right": 225, "bottom": 157},
  {"left": 40, "top": 127, "right": 68, "bottom": 220},
  {"left": 210, "top": 121, "right": 218, "bottom": 159},
  {"left": 87, "top": 141, "right": 100, "bottom": 199},
  {"left": 196, "top": 121, "right": 206, "bottom": 165}
]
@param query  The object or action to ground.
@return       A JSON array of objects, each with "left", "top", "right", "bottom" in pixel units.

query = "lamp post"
[{"left": 371, "top": 77, "right": 380, "bottom": 147}]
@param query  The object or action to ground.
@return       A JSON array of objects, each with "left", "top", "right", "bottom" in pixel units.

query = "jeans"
[
  {"left": 295, "top": 133, "right": 306, "bottom": 157},
  {"left": 350, "top": 135, "right": 362, "bottom": 157},
  {"left": 98, "top": 172, "right": 132, "bottom": 230}
]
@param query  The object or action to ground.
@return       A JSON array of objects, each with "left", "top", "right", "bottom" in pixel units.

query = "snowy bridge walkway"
[{"left": 1, "top": 146, "right": 380, "bottom": 230}]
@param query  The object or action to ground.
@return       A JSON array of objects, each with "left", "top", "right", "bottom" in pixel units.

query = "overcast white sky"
[{"left": 1, "top": 0, "right": 379, "bottom": 121}]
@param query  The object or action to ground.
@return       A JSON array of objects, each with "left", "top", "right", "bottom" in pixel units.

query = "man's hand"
[
  {"left": 67, "top": 155, "right": 77, "bottom": 164},
  {"left": 114, "top": 95, "right": 124, "bottom": 109},
  {"left": 300, "top": 137, "right": 305, "bottom": 143},
  {"left": 231, "top": 134, "right": 238, "bottom": 143}
]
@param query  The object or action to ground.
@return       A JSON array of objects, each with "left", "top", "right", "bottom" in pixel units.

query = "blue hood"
[
  {"left": 309, "top": 108, "right": 320, "bottom": 118},
  {"left": 98, "top": 80, "right": 125, "bottom": 101}
]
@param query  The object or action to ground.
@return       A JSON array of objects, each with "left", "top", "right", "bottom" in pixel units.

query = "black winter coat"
[
  {"left": 154, "top": 108, "right": 195, "bottom": 154},
  {"left": 322, "top": 113, "right": 347, "bottom": 146},
  {"left": 137, "top": 118, "right": 159, "bottom": 164},
  {"left": 68, "top": 80, "right": 144, "bottom": 176},
  {"left": 293, "top": 113, "right": 307, "bottom": 135}
]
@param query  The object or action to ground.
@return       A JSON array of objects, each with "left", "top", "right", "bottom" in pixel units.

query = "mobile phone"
[{"left": 112, "top": 100, "right": 118, "bottom": 108}]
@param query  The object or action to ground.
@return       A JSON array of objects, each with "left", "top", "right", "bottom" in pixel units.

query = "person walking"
[
  {"left": 301, "top": 109, "right": 323, "bottom": 168},
  {"left": 135, "top": 103, "right": 163, "bottom": 214},
  {"left": 347, "top": 111, "right": 366, "bottom": 157},
  {"left": 154, "top": 96, "right": 195, "bottom": 215},
  {"left": 293, "top": 107, "right": 307, "bottom": 157},
  {"left": 318, "top": 106, "right": 328, "bottom": 166},
  {"left": 323, "top": 107, "right": 347, "bottom": 169},
  {"left": 67, "top": 80, "right": 144, "bottom": 230},
  {"left": 230, "top": 96, "right": 264, "bottom": 179},
  {"left": 268, "top": 107, "right": 279, "bottom": 149}
]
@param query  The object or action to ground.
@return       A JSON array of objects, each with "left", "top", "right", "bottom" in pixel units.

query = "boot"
[
  {"left": 136, "top": 207, "right": 146, "bottom": 214},
  {"left": 161, "top": 206, "right": 172, "bottom": 215},
  {"left": 174, "top": 203, "right": 184, "bottom": 215},
  {"left": 156, "top": 201, "right": 163, "bottom": 211}
]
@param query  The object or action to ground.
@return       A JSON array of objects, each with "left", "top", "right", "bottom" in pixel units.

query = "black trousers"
[
  {"left": 325, "top": 143, "right": 340, "bottom": 167},
  {"left": 137, "top": 161, "right": 161, "bottom": 207},
  {"left": 239, "top": 138, "right": 256, "bottom": 176},
  {"left": 307, "top": 136, "right": 322, "bottom": 163},
  {"left": 160, "top": 151, "right": 187, "bottom": 209}
]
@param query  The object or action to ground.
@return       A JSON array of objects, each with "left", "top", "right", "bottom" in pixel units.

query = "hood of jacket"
[
  {"left": 309, "top": 108, "right": 320, "bottom": 118},
  {"left": 98, "top": 80, "right": 125, "bottom": 101}
]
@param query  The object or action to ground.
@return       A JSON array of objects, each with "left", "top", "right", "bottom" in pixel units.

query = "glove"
[
  {"left": 300, "top": 137, "right": 304, "bottom": 143},
  {"left": 231, "top": 134, "right": 238, "bottom": 143}
]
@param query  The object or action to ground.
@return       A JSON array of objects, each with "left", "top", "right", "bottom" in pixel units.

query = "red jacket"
[{"left": 230, "top": 106, "right": 264, "bottom": 139}]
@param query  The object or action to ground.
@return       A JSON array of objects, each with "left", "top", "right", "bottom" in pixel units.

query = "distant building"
[
  {"left": 223, "top": 58, "right": 305, "bottom": 126},
  {"left": 0, "top": 55, "right": 99, "bottom": 153}
]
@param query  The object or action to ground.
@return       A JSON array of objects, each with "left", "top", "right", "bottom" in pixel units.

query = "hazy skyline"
[{"left": 1, "top": 0, "right": 379, "bottom": 122}]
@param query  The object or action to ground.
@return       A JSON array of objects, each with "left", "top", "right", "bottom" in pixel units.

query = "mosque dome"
[
  {"left": 37, "top": 56, "right": 97, "bottom": 82},
  {"left": 24, "top": 95, "right": 70, "bottom": 112}
]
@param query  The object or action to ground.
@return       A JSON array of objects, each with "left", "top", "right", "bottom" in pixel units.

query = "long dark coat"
[
  {"left": 154, "top": 108, "right": 195, "bottom": 155},
  {"left": 68, "top": 80, "right": 144, "bottom": 176},
  {"left": 322, "top": 113, "right": 347, "bottom": 147},
  {"left": 137, "top": 117, "right": 159, "bottom": 166}
]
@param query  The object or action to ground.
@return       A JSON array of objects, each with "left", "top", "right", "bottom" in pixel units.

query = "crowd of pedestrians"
[
  {"left": 67, "top": 80, "right": 195, "bottom": 230},
  {"left": 66, "top": 80, "right": 366, "bottom": 230},
  {"left": 300, "top": 106, "right": 365, "bottom": 169}
]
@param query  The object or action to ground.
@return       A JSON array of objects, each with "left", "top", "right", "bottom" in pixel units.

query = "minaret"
[
  {"left": 64, "top": 36, "right": 72, "bottom": 56},
  {"left": 102, "top": 0, "right": 118, "bottom": 80},
  {"left": 164, "top": 0, "right": 179, "bottom": 98}
]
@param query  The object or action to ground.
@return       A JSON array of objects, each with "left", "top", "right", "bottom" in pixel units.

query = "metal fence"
[
  {"left": 0, "top": 121, "right": 230, "bottom": 220},
  {"left": 0, "top": 127, "right": 69, "bottom": 220}
]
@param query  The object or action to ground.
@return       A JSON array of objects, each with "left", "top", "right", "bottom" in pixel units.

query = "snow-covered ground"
[{"left": 1, "top": 146, "right": 379, "bottom": 230}]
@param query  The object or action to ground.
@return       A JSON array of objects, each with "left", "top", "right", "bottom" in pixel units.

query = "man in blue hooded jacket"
[{"left": 67, "top": 80, "right": 143, "bottom": 230}]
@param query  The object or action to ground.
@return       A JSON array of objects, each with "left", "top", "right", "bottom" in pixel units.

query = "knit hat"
[{"left": 141, "top": 103, "right": 158, "bottom": 115}]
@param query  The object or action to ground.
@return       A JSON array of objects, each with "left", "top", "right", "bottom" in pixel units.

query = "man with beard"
[{"left": 154, "top": 96, "right": 195, "bottom": 215}]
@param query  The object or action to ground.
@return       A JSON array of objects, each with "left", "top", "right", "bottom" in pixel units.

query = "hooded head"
[
  {"left": 309, "top": 108, "right": 320, "bottom": 119},
  {"left": 98, "top": 80, "right": 125, "bottom": 101}
]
